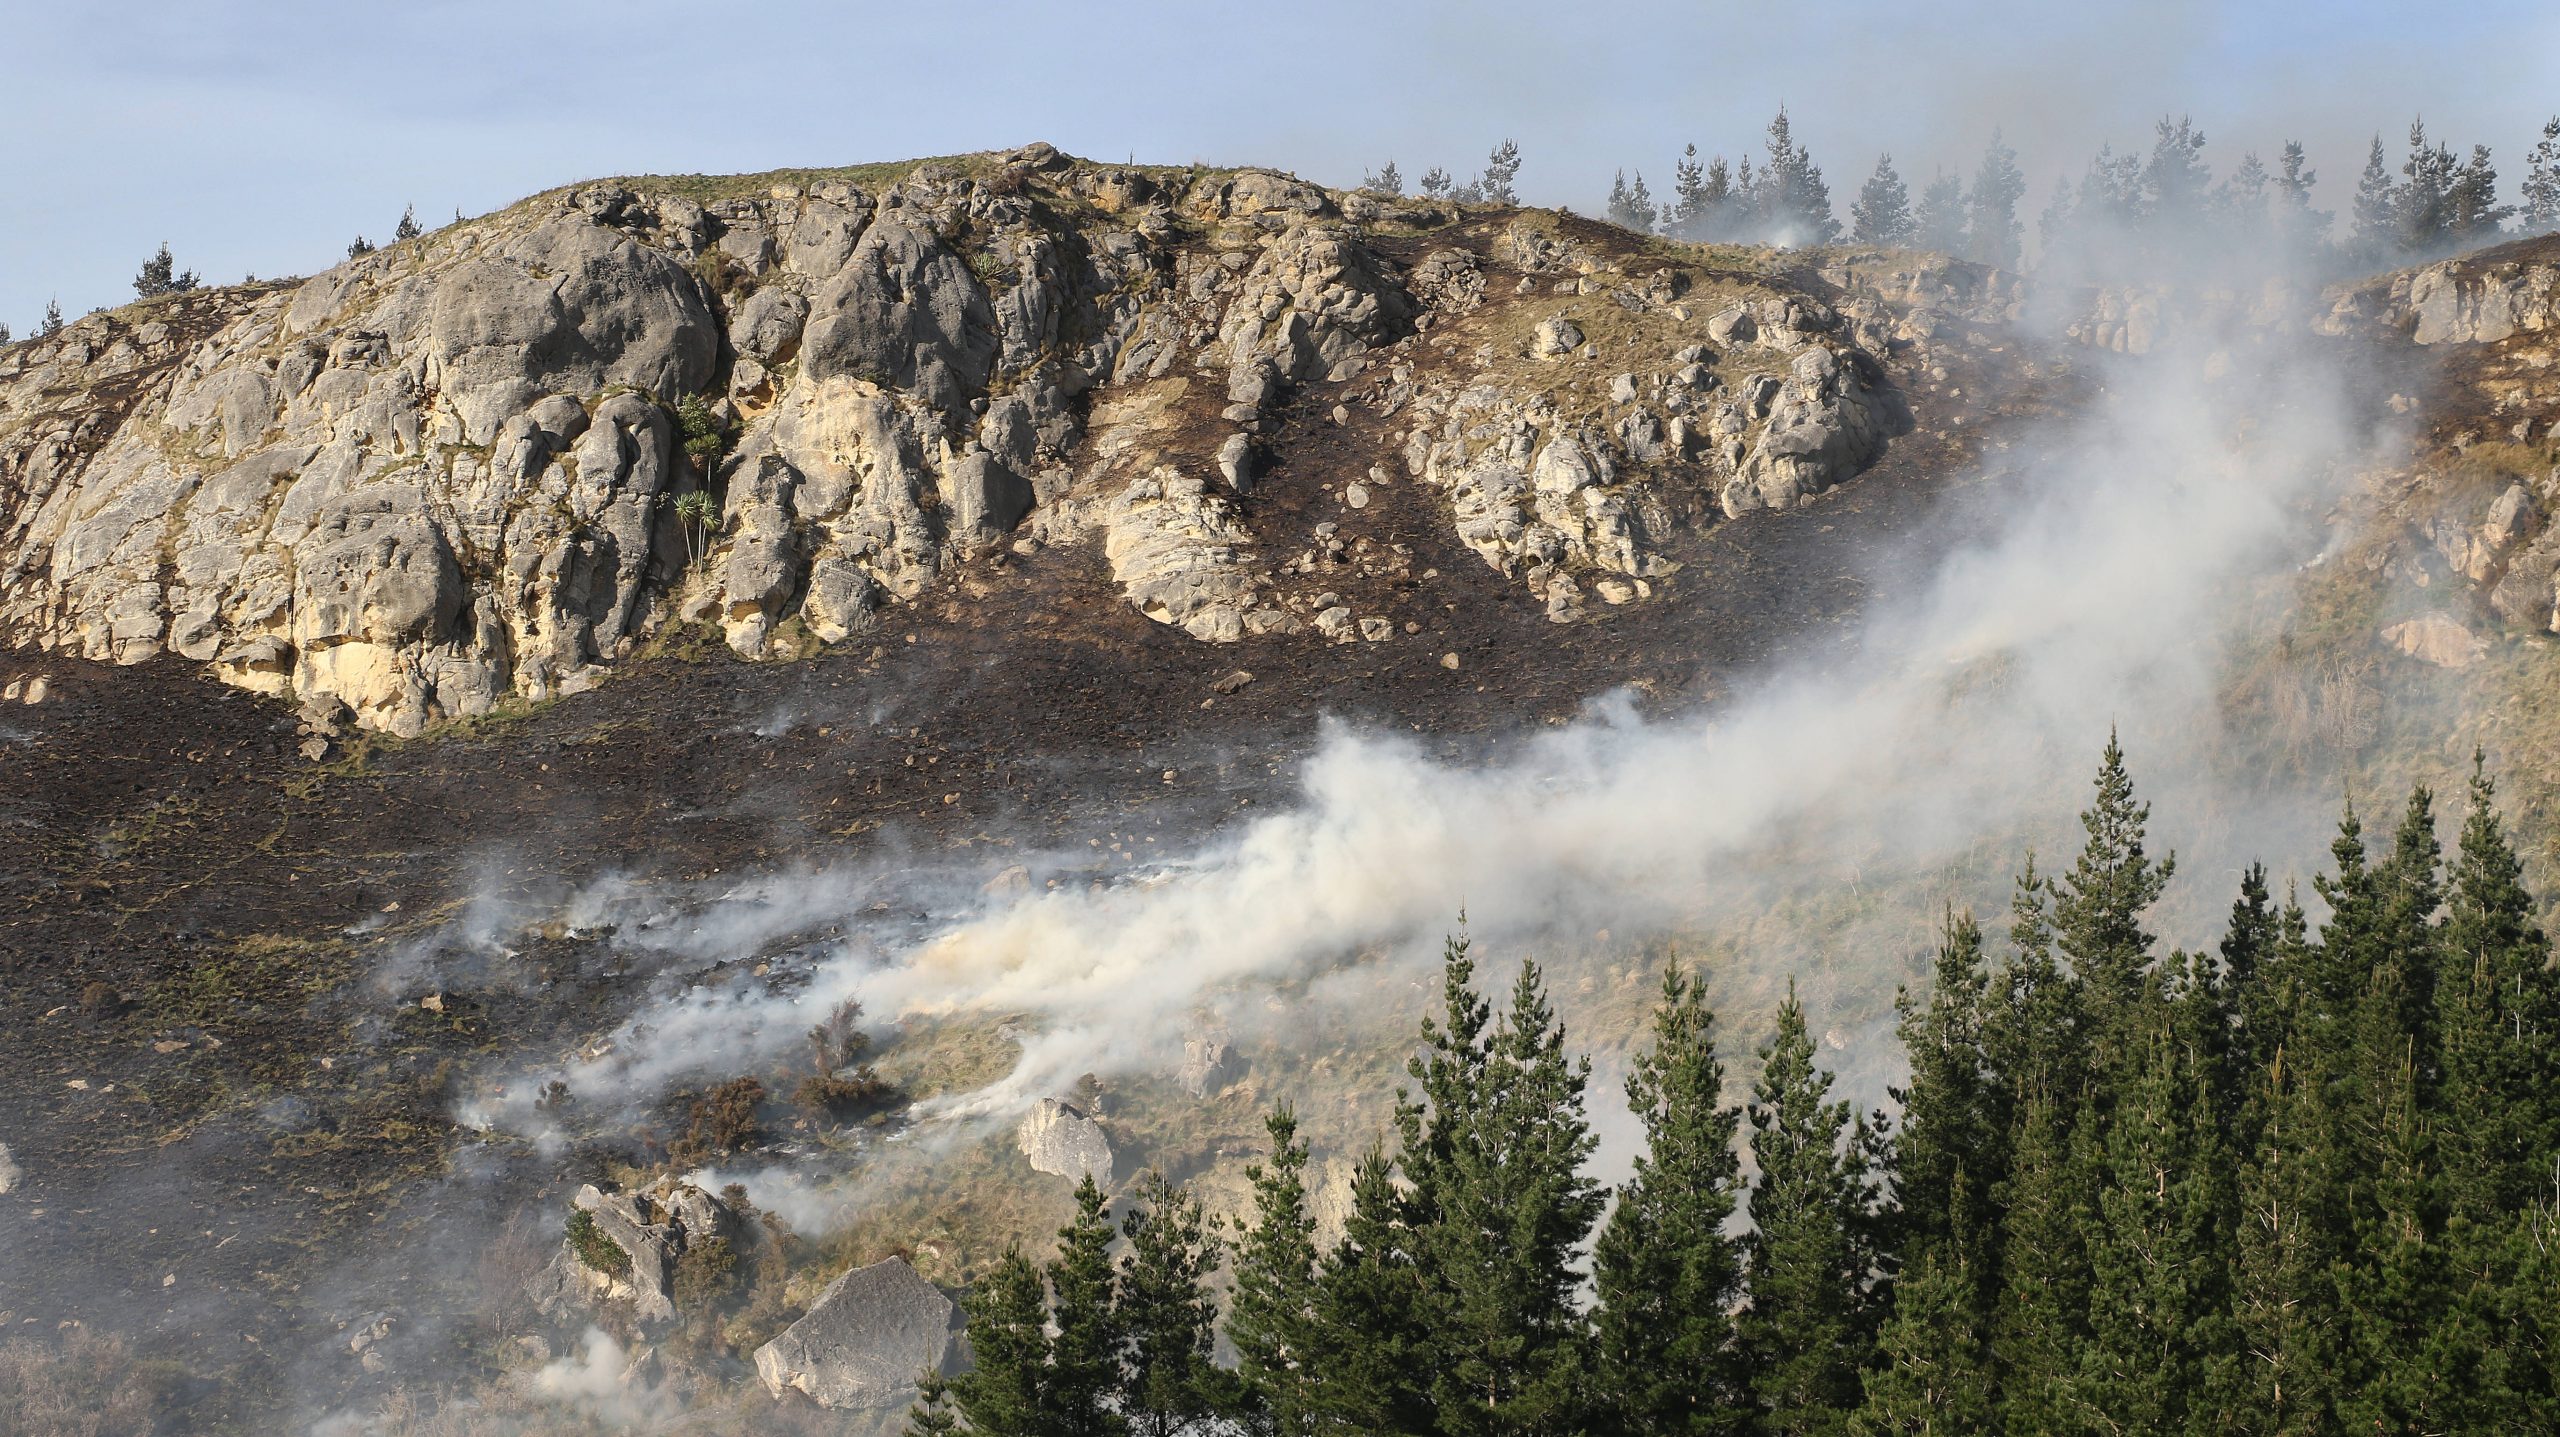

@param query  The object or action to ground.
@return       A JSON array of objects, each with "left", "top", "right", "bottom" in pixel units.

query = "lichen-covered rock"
[
  {"left": 526, "top": 1180, "right": 740, "bottom": 1326},
  {"left": 753, "top": 1257, "right": 964, "bottom": 1414},
  {"left": 1016, "top": 1097, "right": 1113, "bottom": 1185}
]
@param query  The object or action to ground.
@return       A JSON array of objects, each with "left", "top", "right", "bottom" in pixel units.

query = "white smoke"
[{"left": 457, "top": 281, "right": 2392, "bottom": 1168}]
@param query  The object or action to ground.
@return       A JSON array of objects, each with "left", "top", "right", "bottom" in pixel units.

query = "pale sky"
[{"left": 4, "top": 0, "right": 2556, "bottom": 329}]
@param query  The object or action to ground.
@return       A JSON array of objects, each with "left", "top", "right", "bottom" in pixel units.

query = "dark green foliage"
[
  {"left": 938, "top": 742, "right": 2560, "bottom": 1437},
  {"left": 133, "top": 242, "right": 197, "bottom": 298},
  {"left": 1591, "top": 962, "right": 1746, "bottom": 1435},
  {"left": 564, "top": 1208, "right": 630, "bottom": 1278},
  {"left": 1849, "top": 155, "right": 1914, "bottom": 246},
  {"left": 1229, "top": 1105, "right": 1320, "bottom": 1433},
  {"left": 1395, "top": 936, "right": 1604, "bottom": 1436},
  {"left": 1737, "top": 983, "right": 1866, "bottom": 1436},
  {"left": 393, "top": 205, "right": 422, "bottom": 243},
  {"left": 906, "top": 1368, "right": 962, "bottom": 1436},
  {"left": 952, "top": 1249, "right": 1051, "bottom": 1435},
  {"left": 1119, "top": 1172, "right": 1236, "bottom": 1437},
  {"left": 1046, "top": 1177, "right": 1125, "bottom": 1437}
]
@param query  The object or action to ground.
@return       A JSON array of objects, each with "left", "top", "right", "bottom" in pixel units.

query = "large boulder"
[
  {"left": 1016, "top": 1098, "right": 1114, "bottom": 1186},
  {"left": 754, "top": 1257, "right": 964, "bottom": 1413}
]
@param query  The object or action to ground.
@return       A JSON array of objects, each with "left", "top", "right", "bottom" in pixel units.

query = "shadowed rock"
[{"left": 753, "top": 1256, "right": 964, "bottom": 1413}]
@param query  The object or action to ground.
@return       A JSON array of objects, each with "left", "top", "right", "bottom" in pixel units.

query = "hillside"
[{"left": 3, "top": 145, "right": 2558, "bottom": 1432}]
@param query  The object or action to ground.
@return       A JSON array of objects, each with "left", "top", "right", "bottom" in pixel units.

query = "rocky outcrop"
[
  {"left": 1, "top": 147, "right": 1930, "bottom": 728},
  {"left": 1016, "top": 1097, "right": 1113, "bottom": 1185},
  {"left": 527, "top": 1180, "right": 741, "bottom": 1326},
  {"left": 753, "top": 1257, "right": 964, "bottom": 1414},
  {"left": 1176, "top": 1032, "right": 1244, "bottom": 1098}
]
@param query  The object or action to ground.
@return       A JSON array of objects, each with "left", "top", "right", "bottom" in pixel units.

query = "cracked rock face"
[
  {"left": 1, "top": 146, "right": 1928, "bottom": 731},
  {"left": 1016, "top": 1096, "right": 1114, "bottom": 1185},
  {"left": 753, "top": 1257, "right": 964, "bottom": 1415}
]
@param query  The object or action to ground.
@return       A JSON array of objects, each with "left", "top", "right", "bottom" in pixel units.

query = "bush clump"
[{"left": 564, "top": 1208, "right": 631, "bottom": 1279}]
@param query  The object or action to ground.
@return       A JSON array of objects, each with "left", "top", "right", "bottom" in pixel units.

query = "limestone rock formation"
[
  {"left": 1016, "top": 1097, "right": 1113, "bottom": 1185},
  {"left": 527, "top": 1180, "right": 740, "bottom": 1326},
  {"left": 1, "top": 146, "right": 1931, "bottom": 729},
  {"left": 753, "top": 1257, "right": 963, "bottom": 1415}
]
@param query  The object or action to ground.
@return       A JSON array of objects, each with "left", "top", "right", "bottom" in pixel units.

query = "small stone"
[
  {"left": 1211, "top": 670, "right": 1255, "bottom": 694},
  {"left": 1344, "top": 483, "right": 1370, "bottom": 509},
  {"left": 1358, "top": 617, "right": 1393, "bottom": 642},
  {"left": 1441, "top": 652, "right": 1461, "bottom": 670},
  {"left": 1330, "top": 405, "right": 1350, "bottom": 426},
  {"left": 420, "top": 994, "right": 444, "bottom": 1013}
]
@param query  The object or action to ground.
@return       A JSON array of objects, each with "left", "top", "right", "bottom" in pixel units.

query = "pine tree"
[
  {"left": 1591, "top": 962, "right": 1746, "bottom": 1435},
  {"left": 2434, "top": 759, "right": 2560, "bottom": 1422},
  {"left": 2524, "top": 118, "right": 2560, "bottom": 234},
  {"left": 1989, "top": 1081, "right": 2092, "bottom": 1432},
  {"left": 2075, "top": 987, "right": 2239, "bottom": 1435},
  {"left": 2036, "top": 177, "right": 2077, "bottom": 259},
  {"left": 1307, "top": 1144, "right": 1434, "bottom": 1433},
  {"left": 953, "top": 1249, "right": 1053, "bottom": 1435},
  {"left": 1397, "top": 939, "right": 1604, "bottom": 1436},
  {"left": 1892, "top": 910, "right": 1998, "bottom": 1262},
  {"left": 1420, "top": 166, "right": 1455, "bottom": 200},
  {"left": 2396, "top": 119, "right": 2460, "bottom": 254},
  {"left": 38, "top": 299, "right": 64, "bottom": 337},
  {"left": 393, "top": 205, "right": 422, "bottom": 243},
  {"left": 1229, "top": 1105, "right": 1320, "bottom": 1434},
  {"left": 2352, "top": 135, "right": 2400, "bottom": 261},
  {"left": 1118, "top": 1171, "right": 1234, "bottom": 1436},
  {"left": 1962, "top": 132, "right": 2025, "bottom": 269},
  {"left": 2438, "top": 758, "right": 2560, "bottom": 1222},
  {"left": 2052, "top": 733, "right": 2176, "bottom": 1080},
  {"left": 2222, "top": 150, "right": 2272, "bottom": 225},
  {"left": 1756, "top": 107, "right": 1839, "bottom": 243},
  {"left": 2273, "top": 141, "right": 2332, "bottom": 253},
  {"left": 1850, "top": 1231, "right": 1992, "bottom": 1437},
  {"left": 347, "top": 235, "right": 375, "bottom": 259},
  {"left": 1696, "top": 155, "right": 1736, "bottom": 240},
  {"left": 1911, "top": 175, "right": 1967, "bottom": 257},
  {"left": 1607, "top": 169, "right": 1660, "bottom": 232},
  {"left": 1048, "top": 1176, "right": 1127, "bottom": 1437},
  {"left": 1738, "top": 982, "right": 1867, "bottom": 1437},
  {"left": 2448, "top": 144, "right": 2513, "bottom": 242},
  {"left": 133, "top": 242, "right": 197, "bottom": 298},
  {"left": 1850, "top": 155, "right": 1914, "bottom": 246},
  {"left": 905, "top": 1368, "right": 962, "bottom": 1436},
  {"left": 1671, "top": 145, "right": 1710, "bottom": 237},
  {"left": 1478, "top": 140, "right": 1523, "bottom": 205},
  {"left": 1362, "top": 160, "right": 1405, "bottom": 197},
  {"left": 2141, "top": 114, "right": 2213, "bottom": 227}
]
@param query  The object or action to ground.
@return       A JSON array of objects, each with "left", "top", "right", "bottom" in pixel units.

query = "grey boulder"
[{"left": 754, "top": 1257, "right": 964, "bottom": 1413}]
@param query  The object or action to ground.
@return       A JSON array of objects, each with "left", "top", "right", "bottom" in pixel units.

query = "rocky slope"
[{"left": 0, "top": 145, "right": 1993, "bottom": 736}]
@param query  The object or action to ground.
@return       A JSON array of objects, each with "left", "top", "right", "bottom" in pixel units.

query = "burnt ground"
[{"left": 0, "top": 324, "right": 2062, "bottom": 1427}]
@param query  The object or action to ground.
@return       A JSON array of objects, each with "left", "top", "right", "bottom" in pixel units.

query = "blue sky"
[{"left": 4, "top": 0, "right": 2555, "bottom": 328}]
